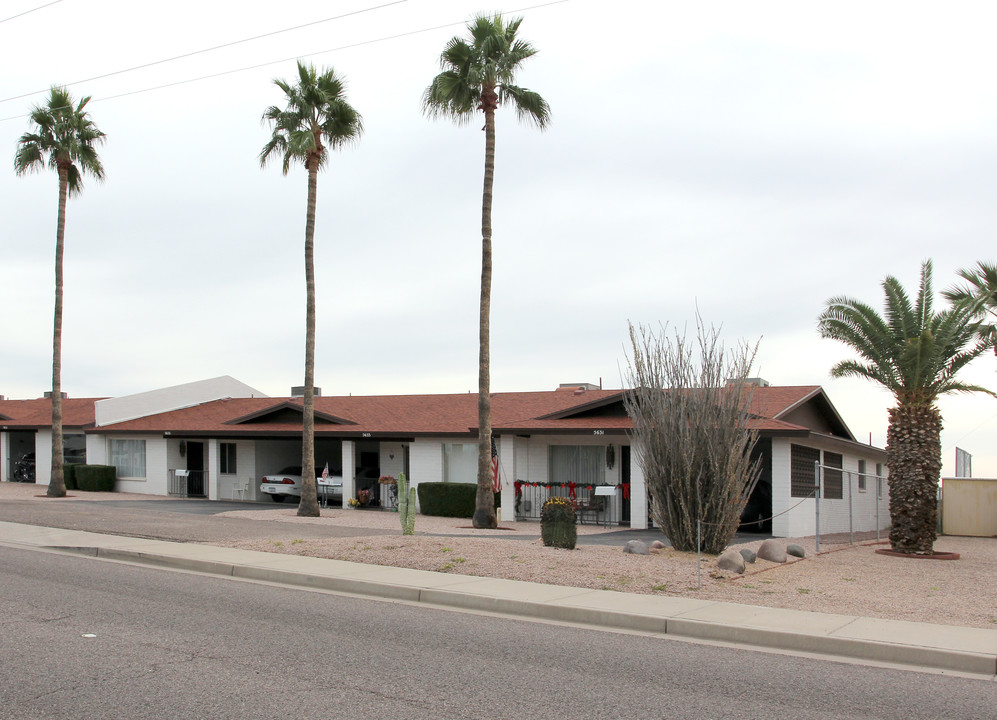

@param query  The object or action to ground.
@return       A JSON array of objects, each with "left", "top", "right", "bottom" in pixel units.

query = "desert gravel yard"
[
  {"left": 212, "top": 506, "right": 997, "bottom": 630},
  {"left": 3, "top": 483, "right": 994, "bottom": 629}
]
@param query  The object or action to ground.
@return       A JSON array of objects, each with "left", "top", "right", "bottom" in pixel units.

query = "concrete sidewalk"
[{"left": 2, "top": 519, "right": 995, "bottom": 677}]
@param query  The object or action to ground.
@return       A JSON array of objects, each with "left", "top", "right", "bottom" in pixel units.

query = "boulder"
[
  {"left": 623, "top": 540, "right": 650, "bottom": 555},
  {"left": 717, "top": 549, "right": 746, "bottom": 574},
  {"left": 787, "top": 543, "right": 806, "bottom": 558},
  {"left": 739, "top": 548, "right": 757, "bottom": 564},
  {"left": 757, "top": 539, "right": 787, "bottom": 563},
  {"left": 650, "top": 540, "right": 668, "bottom": 550}
]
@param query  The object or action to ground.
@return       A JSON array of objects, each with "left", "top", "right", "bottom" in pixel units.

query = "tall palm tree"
[
  {"left": 423, "top": 14, "right": 550, "bottom": 529},
  {"left": 14, "top": 86, "right": 106, "bottom": 499},
  {"left": 818, "top": 260, "right": 994, "bottom": 554},
  {"left": 943, "top": 261, "right": 997, "bottom": 355},
  {"left": 260, "top": 62, "right": 362, "bottom": 517}
]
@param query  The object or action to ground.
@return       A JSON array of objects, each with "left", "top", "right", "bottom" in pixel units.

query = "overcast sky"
[{"left": 3, "top": 0, "right": 996, "bottom": 476}]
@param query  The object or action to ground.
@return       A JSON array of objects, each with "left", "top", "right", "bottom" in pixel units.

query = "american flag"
[
  {"left": 491, "top": 438, "right": 500, "bottom": 493},
  {"left": 321, "top": 461, "right": 329, "bottom": 481}
]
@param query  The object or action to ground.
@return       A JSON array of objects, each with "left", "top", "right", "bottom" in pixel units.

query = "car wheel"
[{"left": 270, "top": 494, "right": 286, "bottom": 503}]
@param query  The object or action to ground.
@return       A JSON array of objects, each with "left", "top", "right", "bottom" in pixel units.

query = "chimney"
[{"left": 726, "top": 378, "right": 770, "bottom": 388}]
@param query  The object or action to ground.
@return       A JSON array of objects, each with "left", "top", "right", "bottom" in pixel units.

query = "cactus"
[
  {"left": 398, "top": 473, "right": 416, "bottom": 536},
  {"left": 540, "top": 496, "right": 577, "bottom": 549}
]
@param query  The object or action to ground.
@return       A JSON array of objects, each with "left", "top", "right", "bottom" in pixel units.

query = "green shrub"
[
  {"left": 541, "top": 497, "right": 577, "bottom": 549},
  {"left": 63, "top": 463, "right": 81, "bottom": 491},
  {"left": 417, "top": 482, "right": 500, "bottom": 518},
  {"left": 75, "top": 465, "right": 116, "bottom": 492}
]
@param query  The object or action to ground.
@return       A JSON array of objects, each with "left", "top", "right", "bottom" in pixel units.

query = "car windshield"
[{"left": 277, "top": 466, "right": 302, "bottom": 475}]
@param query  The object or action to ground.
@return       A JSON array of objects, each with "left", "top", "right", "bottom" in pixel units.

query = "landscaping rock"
[
  {"left": 757, "top": 539, "right": 787, "bottom": 563},
  {"left": 717, "top": 549, "right": 745, "bottom": 574},
  {"left": 650, "top": 540, "right": 667, "bottom": 550},
  {"left": 787, "top": 543, "right": 806, "bottom": 558},
  {"left": 623, "top": 540, "right": 650, "bottom": 555},
  {"left": 739, "top": 548, "right": 757, "bottom": 564}
]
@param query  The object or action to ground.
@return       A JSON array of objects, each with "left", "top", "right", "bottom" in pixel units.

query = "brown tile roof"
[
  {"left": 0, "top": 398, "right": 103, "bottom": 429},
  {"left": 86, "top": 385, "right": 840, "bottom": 438}
]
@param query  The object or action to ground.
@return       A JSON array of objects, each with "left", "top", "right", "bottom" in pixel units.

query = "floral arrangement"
[
  {"left": 378, "top": 475, "right": 397, "bottom": 485},
  {"left": 348, "top": 498, "right": 361, "bottom": 508},
  {"left": 357, "top": 488, "right": 372, "bottom": 506}
]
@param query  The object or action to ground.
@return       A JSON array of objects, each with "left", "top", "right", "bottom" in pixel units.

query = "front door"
[{"left": 186, "top": 442, "right": 205, "bottom": 497}]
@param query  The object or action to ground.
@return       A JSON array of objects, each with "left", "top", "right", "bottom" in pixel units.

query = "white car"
[{"left": 260, "top": 466, "right": 343, "bottom": 504}]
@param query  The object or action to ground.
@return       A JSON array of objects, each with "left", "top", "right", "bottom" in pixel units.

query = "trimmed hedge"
[
  {"left": 417, "top": 482, "right": 500, "bottom": 518},
  {"left": 63, "top": 463, "right": 81, "bottom": 491},
  {"left": 75, "top": 464, "right": 116, "bottom": 492}
]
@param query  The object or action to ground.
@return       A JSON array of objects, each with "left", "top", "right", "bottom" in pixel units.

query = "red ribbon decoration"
[
  {"left": 568, "top": 482, "right": 577, "bottom": 500},
  {"left": 622, "top": 482, "right": 630, "bottom": 499},
  {"left": 514, "top": 480, "right": 522, "bottom": 498}
]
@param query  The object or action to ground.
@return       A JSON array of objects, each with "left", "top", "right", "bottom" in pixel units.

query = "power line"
[
  {"left": 0, "top": 0, "right": 408, "bottom": 104},
  {"left": 0, "top": 0, "right": 63, "bottom": 25},
  {"left": 0, "top": 0, "right": 569, "bottom": 124}
]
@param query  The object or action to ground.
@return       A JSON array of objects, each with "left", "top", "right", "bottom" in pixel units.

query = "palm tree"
[
  {"left": 818, "top": 260, "right": 994, "bottom": 554},
  {"left": 423, "top": 14, "right": 550, "bottom": 529},
  {"left": 14, "top": 86, "right": 106, "bottom": 499},
  {"left": 943, "top": 261, "right": 997, "bottom": 355},
  {"left": 260, "top": 62, "right": 362, "bottom": 517}
]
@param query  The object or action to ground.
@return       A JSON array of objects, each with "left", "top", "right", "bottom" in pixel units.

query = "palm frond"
[
  {"left": 818, "top": 259, "right": 994, "bottom": 406},
  {"left": 14, "top": 85, "right": 106, "bottom": 193},
  {"left": 422, "top": 13, "right": 549, "bottom": 128},
  {"left": 259, "top": 61, "right": 363, "bottom": 176}
]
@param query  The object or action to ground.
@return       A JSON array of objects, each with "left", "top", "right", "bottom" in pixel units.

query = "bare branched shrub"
[{"left": 623, "top": 319, "right": 761, "bottom": 553}]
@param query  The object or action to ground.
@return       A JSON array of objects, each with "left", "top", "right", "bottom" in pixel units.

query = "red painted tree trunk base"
[{"left": 875, "top": 549, "right": 960, "bottom": 560}]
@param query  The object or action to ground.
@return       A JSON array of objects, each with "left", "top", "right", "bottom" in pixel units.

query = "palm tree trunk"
[
  {"left": 48, "top": 168, "right": 68, "bottom": 498},
  {"left": 886, "top": 404, "right": 942, "bottom": 553},
  {"left": 473, "top": 100, "right": 498, "bottom": 530},
  {"left": 298, "top": 158, "right": 320, "bottom": 517}
]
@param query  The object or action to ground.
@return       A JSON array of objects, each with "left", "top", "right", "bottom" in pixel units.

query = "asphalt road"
[
  {"left": 0, "top": 493, "right": 765, "bottom": 547},
  {"left": 3, "top": 546, "right": 995, "bottom": 720}
]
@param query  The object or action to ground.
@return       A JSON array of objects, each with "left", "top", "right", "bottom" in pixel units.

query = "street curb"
[{"left": 48, "top": 545, "right": 997, "bottom": 677}]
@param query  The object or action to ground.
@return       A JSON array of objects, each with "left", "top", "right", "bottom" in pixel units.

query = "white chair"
[{"left": 232, "top": 479, "right": 248, "bottom": 501}]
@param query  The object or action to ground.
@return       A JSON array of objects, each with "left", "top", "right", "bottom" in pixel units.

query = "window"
[
  {"left": 857, "top": 459, "right": 867, "bottom": 492},
  {"left": 549, "top": 446, "right": 605, "bottom": 487},
  {"left": 443, "top": 443, "right": 477, "bottom": 484},
  {"left": 63, "top": 433, "right": 86, "bottom": 464},
  {"left": 876, "top": 463, "right": 885, "bottom": 498},
  {"left": 823, "top": 452, "right": 843, "bottom": 499},
  {"left": 790, "top": 445, "right": 820, "bottom": 497},
  {"left": 220, "top": 443, "right": 237, "bottom": 474},
  {"left": 110, "top": 439, "right": 146, "bottom": 478}
]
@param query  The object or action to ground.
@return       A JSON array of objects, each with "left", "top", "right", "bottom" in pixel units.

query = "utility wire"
[
  {"left": 0, "top": 0, "right": 63, "bottom": 25},
  {"left": 0, "top": 0, "right": 408, "bottom": 104},
  {"left": 0, "top": 0, "right": 569, "bottom": 124}
]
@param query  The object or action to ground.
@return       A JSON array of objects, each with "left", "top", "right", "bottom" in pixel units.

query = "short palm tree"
[
  {"left": 14, "top": 86, "right": 106, "bottom": 498},
  {"left": 423, "top": 14, "right": 550, "bottom": 529},
  {"left": 260, "top": 62, "right": 362, "bottom": 517},
  {"left": 943, "top": 261, "right": 997, "bottom": 355},
  {"left": 818, "top": 260, "right": 994, "bottom": 553}
]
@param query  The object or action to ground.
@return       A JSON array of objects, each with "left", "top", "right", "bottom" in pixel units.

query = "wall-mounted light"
[{"left": 179, "top": 440, "right": 187, "bottom": 458}]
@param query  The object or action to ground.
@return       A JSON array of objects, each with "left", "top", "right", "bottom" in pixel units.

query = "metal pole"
[
  {"left": 697, "top": 518, "right": 702, "bottom": 591},
  {"left": 848, "top": 470, "right": 854, "bottom": 545},
  {"left": 814, "top": 460, "right": 821, "bottom": 554},
  {"left": 876, "top": 474, "right": 880, "bottom": 543}
]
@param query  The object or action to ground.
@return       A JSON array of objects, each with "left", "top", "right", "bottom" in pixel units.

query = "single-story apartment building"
[{"left": 0, "top": 376, "right": 889, "bottom": 538}]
